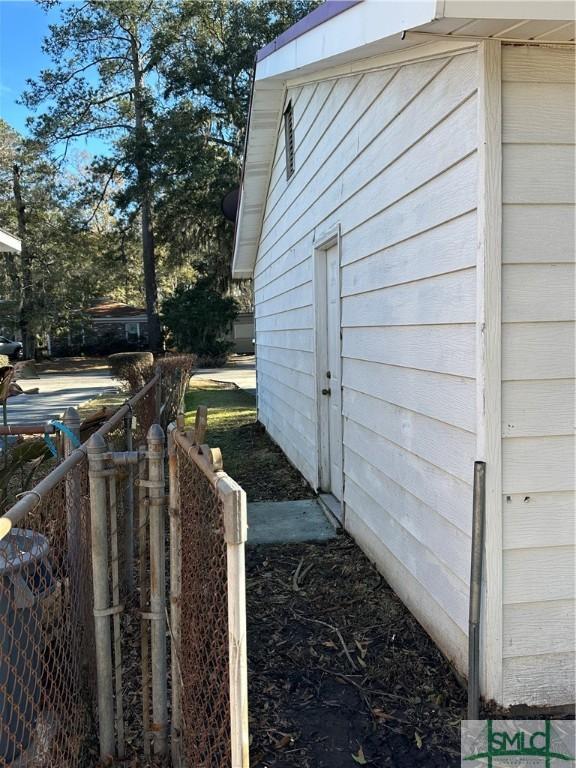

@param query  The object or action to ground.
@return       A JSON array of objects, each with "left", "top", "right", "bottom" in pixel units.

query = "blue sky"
[{"left": 0, "top": 0, "right": 102, "bottom": 156}]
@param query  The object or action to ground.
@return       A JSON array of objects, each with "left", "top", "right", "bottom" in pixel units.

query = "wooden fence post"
[
  {"left": 220, "top": 476, "right": 249, "bottom": 768},
  {"left": 123, "top": 408, "right": 135, "bottom": 593},
  {"left": 138, "top": 447, "right": 151, "bottom": 759}
]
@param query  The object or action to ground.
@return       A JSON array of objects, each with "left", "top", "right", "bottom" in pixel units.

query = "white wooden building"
[{"left": 232, "top": 0, "right": 575, "bottom": 709}]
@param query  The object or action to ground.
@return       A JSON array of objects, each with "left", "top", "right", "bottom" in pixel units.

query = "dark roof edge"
[{"left": 256, "top": 0, "right": 363, "bottom": 63}]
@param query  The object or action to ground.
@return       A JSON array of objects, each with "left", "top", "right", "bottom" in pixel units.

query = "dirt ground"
[{"left": 247, "top": 538, "right": 466, "bottom": 768}]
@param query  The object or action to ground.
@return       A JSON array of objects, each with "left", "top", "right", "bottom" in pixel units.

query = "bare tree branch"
[{"left": 84, "top": 157, "right": 122, "bottom": 227}]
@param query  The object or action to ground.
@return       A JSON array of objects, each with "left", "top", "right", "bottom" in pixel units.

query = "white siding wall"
[
  {"left": 254, "top": 49, "right": 479, "bottom": 671},
  {"left": 500, "top": 45, "right": 576, "bottom": 707}
]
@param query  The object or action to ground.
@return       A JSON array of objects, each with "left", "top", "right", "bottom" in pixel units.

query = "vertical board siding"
[
  {"left": 254, "top": 49, "right": 479, "bottom": 670},
  {"left": 501, "top": 44, "right": 576, "bottom": 707}
]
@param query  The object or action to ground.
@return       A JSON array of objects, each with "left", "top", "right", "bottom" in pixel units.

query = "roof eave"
[
  {"left": 232, "top": 0, "right": 440, "bottom": 279},
  {"left": 232, "top": 0, "right": 575, "bottom": 279}
]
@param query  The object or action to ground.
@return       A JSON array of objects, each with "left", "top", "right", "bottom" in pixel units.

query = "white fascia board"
[
  {"left": 255, "top": 0, "right": 439, "bottom": 83},
  {"left": 0, "top": 229, "right": 21, "bottom": 254},
  {"left": 443, "top": 0, "right": 575, "bottom": 22},
  {"left": 232, "top": 80, "right": 285, "bottom": 279}
]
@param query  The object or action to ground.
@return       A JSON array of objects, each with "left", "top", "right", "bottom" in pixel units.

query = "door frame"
[{"left": 312, "top": 224, "right": 343, "bottom": 505}]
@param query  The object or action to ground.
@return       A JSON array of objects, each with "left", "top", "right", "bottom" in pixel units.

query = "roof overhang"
[
  {"left": 232, "top": 0, "right": 575, "bottom": 279},
  {"left": 0, "top": 229, "right": 21, "bottom": 255}
]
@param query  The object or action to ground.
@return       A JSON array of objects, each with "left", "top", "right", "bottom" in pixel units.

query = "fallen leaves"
[
  {"left": 247, "top": 538, "right": 468, "bottom": 767},
  {"left": 351, "top": 745, "right": 368, "bottom": 764}
]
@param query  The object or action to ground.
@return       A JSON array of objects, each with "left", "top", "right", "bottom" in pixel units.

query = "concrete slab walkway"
[
  {"left": 248, "top": 499, "right": 337, "bottom": 545},
  {"left": 4, "top": 370, "right": 117, "bottom": 426},
  {"left": 193, "top": 355, "right": 256, "bottom": 395}
]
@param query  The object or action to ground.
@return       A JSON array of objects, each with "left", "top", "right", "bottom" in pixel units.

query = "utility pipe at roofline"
[{"left": 468, "top": 460, "right": 486, "bottom": 720}]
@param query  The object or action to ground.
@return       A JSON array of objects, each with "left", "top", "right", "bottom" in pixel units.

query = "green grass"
[{"left": 184, "top": 379, "right": 315, "bottom": 502}]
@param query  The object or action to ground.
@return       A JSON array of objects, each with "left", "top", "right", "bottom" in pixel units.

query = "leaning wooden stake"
[
  {"left": 220, "top": 476, "right": 249, "bottom": 768},
  {"left": 147, "top": 424, "right": 168, "bottom": 756},
  {"left": 87, "top": 433, "right": 115, "bottom": 761},
  {"left": 168, "top": 423, "right": 183, "bottom": 768}
]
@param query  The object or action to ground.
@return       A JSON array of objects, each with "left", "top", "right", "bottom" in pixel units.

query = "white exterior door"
[{"left": 320, "top": 244, "right": 343, "bottom": 501}]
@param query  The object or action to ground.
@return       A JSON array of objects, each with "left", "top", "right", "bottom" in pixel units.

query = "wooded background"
[{"left": 0, "top": 0, "right": 319, "bottom": 356}]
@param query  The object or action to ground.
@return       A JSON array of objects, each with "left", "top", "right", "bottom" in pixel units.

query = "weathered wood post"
[
  {"left": 87, "top": 432, "right": 115, "bottom": 761},
  {"left": 220, "top": 476, "right": 250, "bottom": 768},
  {"left": 154, "top": 365, "right": 162, "bottom": 424},
  {"left": 108, "top": 469, "right": 126, "bottom": 758},
  {"left": 147, "top": 423, "right": 168, "bottom": 756},
  {"left": 168, "top": 420, "right": 183, "bottom": 767},
  {"left": 138, "top": 447, "right": 151, "bottom": 759}
]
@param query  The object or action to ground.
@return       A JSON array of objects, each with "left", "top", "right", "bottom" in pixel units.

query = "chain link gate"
[{"left": 168, "top": 412, "right": 249, "bottom": 768}]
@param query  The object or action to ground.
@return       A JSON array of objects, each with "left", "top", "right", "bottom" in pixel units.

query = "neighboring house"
[
  {"left": 84, "top": 300, "right": 149, "bottom": 348},
  {"left": 50, "top": 300, "right": 149, "bottom": 355},
  {"left": 228, "top": 312, "right": 255, "bottom": 355},
  {"left": 0, "top": 230, "right": 22, "bottom": 340},
  {"left": 0, "top": 228, "right": 21, "bottom": 256},
  {"left": 233, "top": 1, "right": 575, "bottom": 708}
]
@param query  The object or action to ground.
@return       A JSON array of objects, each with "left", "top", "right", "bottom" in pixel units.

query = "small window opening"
[{"left": 284, "top": 102, "right": 295, "bottom": 179}]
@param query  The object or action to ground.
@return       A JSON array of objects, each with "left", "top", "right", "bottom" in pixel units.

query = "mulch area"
[
  {"left": 247, "top": 537, "right": 467, "bottom": 768},
  {"left": 184, "top": 380, "right": 468, "bottom": 766}
]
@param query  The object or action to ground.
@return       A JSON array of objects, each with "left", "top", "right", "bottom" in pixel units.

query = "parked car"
[{"left": 0, "top": 337, "right": 23, "bottom": 359}]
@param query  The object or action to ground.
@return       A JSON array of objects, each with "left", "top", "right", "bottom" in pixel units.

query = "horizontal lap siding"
[
  {"left": 501, "top": 45, "right": 576, "bottom": 707},
  {"left": 254, "top": 50, "right": 478, "bottom": 671},
  {"left": 255, "top": 54, "right": 477, "bottom": 680},
  {"left": 341, "top": 52, "right": 478, "bottom": 672}
]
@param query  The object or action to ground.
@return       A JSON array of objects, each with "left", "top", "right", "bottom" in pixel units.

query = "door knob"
[{"left": 321, "top": 388, "right": 331, "bottom": 396}]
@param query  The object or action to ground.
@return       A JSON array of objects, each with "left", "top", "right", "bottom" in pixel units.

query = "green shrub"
[
  {"left": 108, "top": 351, "right": 154, "bottom": 392},
  {"left": 161, "top": 270, "right": 239, "bottom": 357}
]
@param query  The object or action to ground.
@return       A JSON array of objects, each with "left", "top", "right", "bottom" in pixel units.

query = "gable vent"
[{"left": 284, "top": 102, "right": 295, "bottom": 180}]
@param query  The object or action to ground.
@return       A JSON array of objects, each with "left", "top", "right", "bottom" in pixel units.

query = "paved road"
[
  {"left": 4, "top": 370, "right": 117, "bottom": 426},
  {"left": 193, "top": 355, "right": 256, "bottom": 395}
]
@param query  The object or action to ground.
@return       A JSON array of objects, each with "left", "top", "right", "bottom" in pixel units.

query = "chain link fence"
[
  {"left": 170, "top": 424, "right": 249, "bottom": 768},
  {"left": 0, "top": 462, "right": 95, "bottom": 767},
  {"left": 0, "top": 373, "right": 162, "bottom": 767},
  {"left": 1, "top": 366, "right": 248, "bottom": 767}
]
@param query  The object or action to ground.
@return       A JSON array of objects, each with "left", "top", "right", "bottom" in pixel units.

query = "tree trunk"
[
  {"left": 129, "top": 30, "right": 162, "bottom": 352},
  {"left": 12, "top": 164, "right": 35, "bottom": 359}
]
